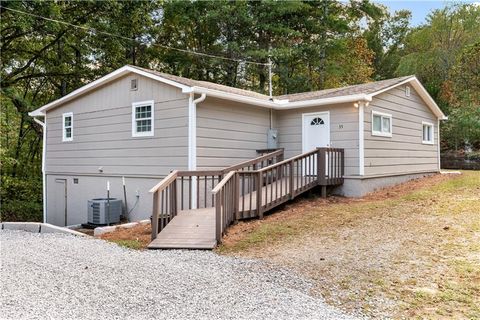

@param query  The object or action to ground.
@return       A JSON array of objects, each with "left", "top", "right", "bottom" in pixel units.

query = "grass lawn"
[{"left": 217, "top": 171, "right": 480, "bottom": 319}]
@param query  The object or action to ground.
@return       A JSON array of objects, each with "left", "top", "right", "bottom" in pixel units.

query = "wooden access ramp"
[
  {"left": 147, "top": 208, "right": 216, "bottom": 249},
  {"left": 148, "top": 148, "right": 344, "bottom": 250}
]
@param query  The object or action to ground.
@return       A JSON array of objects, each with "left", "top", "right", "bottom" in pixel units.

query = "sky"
[{"left": 373, "top": 0, "right": 480, "bottom": 25}]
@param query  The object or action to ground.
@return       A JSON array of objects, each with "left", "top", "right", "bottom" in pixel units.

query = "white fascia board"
[
  {"left": 189, "top": 87, "right": 276, "bottom": 108},
  {"left": 189, "top": 86, "right": 371, "bottom": 110},
  {"left": 279, "top": 94, "right": 371, "bottom": 109},
  {"left": 29, "top": 66, "right": 191, "bottom": 116},
  {"left": 367, "top": 77, "right": 415, "bottom": 97},
  {"left": 410, "top": 79, "right": 447, "bottom": 120},
  {"left": 369, "top": 77, "right": 447, "bottom": 120}
]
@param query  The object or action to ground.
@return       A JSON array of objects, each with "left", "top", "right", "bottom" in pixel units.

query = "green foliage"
[
  {"left": 1, "top": 1, "right": 479, "bottom": 223},
  {"left": 397, "top": 4, "right": 480, "bottom": 150},
  {"left": 0, "top": 176, "right": 43, "bottom": 222}
]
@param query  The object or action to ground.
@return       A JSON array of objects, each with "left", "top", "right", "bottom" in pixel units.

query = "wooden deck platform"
[{"left": 148, "top": 208, "right": 216, "bottom": 249}]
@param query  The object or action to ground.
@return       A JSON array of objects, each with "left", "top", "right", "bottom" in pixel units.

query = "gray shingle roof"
[
  {"left": 131, "top": 65, "right": 413, "bottom": 102},
  {"left": 130, "top": 65, "right": 270, "bottom": 100},
  {"left": 277, "top": 76, "right": 413, "bottom": 102}
]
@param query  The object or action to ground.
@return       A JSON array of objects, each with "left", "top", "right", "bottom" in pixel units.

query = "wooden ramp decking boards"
[{"left": 148, "top": 208, "right": 216, "bottom": 249}]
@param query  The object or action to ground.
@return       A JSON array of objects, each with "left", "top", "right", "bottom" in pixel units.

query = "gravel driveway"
[{"left": 0, "top": 230, "right": 359, "bottom": 320}]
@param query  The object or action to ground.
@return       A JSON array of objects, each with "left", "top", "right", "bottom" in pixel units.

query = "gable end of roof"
[{"left": 368, "top": 77, "right": 446, "bottom": 120}]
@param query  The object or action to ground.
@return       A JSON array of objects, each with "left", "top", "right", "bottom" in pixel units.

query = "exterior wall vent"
[
  {"left": 405, "top": 85, "right": 410, "bottom": 97},
  {"left": 130, "top": 78, "right": 138, "bottom": 91}
]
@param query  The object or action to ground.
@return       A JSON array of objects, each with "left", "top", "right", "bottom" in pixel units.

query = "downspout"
[
  {"left": 33, "top": 116, "right": 47, "bottom": 223},
  {"left": 437, "top": 119, "right": 441, "bottom": 172},
  {"left": 357, "top": 101, "right": 365, "bottom": 176},
  {"left": 188, "top": 92, "right": 206, "bottom": 209}
]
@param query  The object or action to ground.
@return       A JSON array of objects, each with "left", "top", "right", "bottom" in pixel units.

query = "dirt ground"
[
  {"left": 218, "top": 172, "right": 480, "bottom": 319},
  {"left": 99, "top": 223, "right": 151, "bottom": 250},
  {"left": 98, "top": 172, "right": 479, "bottom": 319}
]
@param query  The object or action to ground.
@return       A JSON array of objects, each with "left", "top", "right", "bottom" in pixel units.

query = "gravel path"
[{"left": 0, "top": 230, "right": 360, "bottom": 320}]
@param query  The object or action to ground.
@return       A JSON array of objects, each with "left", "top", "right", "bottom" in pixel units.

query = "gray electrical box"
[
  {"left": 88, "top": 198, "right": 122, "bottom": 225},
  {"left": 267, "top": 129, "right": 278, "bottom": 149}
]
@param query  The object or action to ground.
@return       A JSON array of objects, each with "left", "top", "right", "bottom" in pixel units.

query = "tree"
[
  {"left": 363, "top": 5, "right": 411, "bottom": 80},
  {"left": 396, "top": 3, "right": 480, "bottom": 150},
  {"left": 442, "top": 42, "right": 480, "bottom": 150}
]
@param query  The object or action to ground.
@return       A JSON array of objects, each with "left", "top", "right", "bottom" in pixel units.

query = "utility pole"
[{"left": 268, "top": 56, "right": 273, "bottom": 99}]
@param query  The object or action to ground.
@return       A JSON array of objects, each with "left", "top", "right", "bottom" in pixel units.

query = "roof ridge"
[{"left": 130, "top": 65, "right": 415, "bottom": 101}]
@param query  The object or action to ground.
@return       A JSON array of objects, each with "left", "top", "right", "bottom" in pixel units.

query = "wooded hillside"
[{"left": 1, "top": 1, "right": 479, "bottom": 222}]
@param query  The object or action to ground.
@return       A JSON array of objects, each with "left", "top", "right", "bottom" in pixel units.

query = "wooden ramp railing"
[
  {"left": 149, "top": 149, "right": 284, "bottom": 241},
  {"left": 149, "top": 147, "right": 344, "bottom": 247},
  {"left": 208, "top": 148, "right": 344, "bottom": 244}
]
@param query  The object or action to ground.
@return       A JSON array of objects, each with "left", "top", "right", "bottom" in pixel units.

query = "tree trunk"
[{"left": 11, "top": 114, "right": 25, "bottom": 177}]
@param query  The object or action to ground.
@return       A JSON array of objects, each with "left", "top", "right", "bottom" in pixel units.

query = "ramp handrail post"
[
  {"left": 289, "top": 159, "right": 294, "bottom": 199},
  {"left": 215, "top": 189, "right": 222, "bottom": 243},
  {"left": 317, "top": 148, "right": 327, "bottom": 185},
  {"left": 151, "top": 190, "right": 159, "bottom": 241},
  {"left": 256, "top": 171, "right": 263, "bottom": 218},
  {"left": 234, "top": 172, "right": 240, "bottom": 221}
]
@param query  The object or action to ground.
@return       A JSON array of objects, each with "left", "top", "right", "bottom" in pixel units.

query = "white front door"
[
  {"left": 302, "top": 112, "right": 330, "bottom": 176},
  {"left": 302, "top": 111, "right": 330, "bottom": 152}
]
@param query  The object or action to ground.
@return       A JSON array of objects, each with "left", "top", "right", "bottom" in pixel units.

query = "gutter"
[{"left": 186, "top": 86, "right": 372, "bottom": 110}]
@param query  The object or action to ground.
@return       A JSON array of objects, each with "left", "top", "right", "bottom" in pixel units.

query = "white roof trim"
[
  {"left": 29, "top": 66, "right": 446, "bottom": 120},
  {"left": 29, "top": 66, "right": 190, "bottom": 117},
  {"left": 368, "top": 76, "right": 447, "bottom": 120},
  {"left": 189, "top": 86, "right": 371, "bottom": 110}
]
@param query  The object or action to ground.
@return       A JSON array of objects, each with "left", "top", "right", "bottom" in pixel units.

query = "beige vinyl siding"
[
  {"left": 196, "top": 97, "right": 271, "bottom": 169},
  {"left": 45, "top": 74, "right": 189, "bottom": 177},
  {"left": 364, "top": 85, "right": 439, "bottom": 176},
  {"left": 276, "top": 103, "right": 360, "bottom": 176}
]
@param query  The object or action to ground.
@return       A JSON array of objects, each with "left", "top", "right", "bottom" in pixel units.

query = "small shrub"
[{"left": 0, "top": 176, "right": 43, "bottom": 222}]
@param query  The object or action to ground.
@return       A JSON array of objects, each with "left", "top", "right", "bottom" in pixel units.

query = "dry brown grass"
[
  {"left": 99, "top": 223, "right": 151, "bottom": 250},
  {"left": 218, "top": 172, "right": 480, "bottom": 319}
]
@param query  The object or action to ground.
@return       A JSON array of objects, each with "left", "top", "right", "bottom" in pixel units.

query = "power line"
[{"left": 1, "top": 5, "right": 271, "bottom": 67}]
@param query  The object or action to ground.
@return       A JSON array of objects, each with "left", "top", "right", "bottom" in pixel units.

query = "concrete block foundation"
[{"left": 333, "top": 172, "right": 438, "bottom": 197}]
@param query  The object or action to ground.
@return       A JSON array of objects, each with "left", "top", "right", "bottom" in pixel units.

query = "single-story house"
[{"left": 29, "top": 65, "right": 446, "bottom": 227}]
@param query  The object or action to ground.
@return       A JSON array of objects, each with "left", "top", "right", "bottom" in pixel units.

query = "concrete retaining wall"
[{"left": 1, "top": 222, "right": 88, "bottom": 237}]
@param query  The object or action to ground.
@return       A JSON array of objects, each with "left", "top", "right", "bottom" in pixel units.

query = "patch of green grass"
[
  {"left": 218, "top": 223, "right": 298, "bottom": 254},
  {"left": 111, "top": 239, "right": 144, "bottom": 250},
  {"left": 453, "top": 259, "right": 478, "bottom": 275}
]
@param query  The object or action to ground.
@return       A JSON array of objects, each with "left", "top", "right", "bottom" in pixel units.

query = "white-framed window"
[
  {"left": 422, "top": 121, "right": 434, "bottom": 144},
  {"left": 132, "top": 100, "right": 154, "bottom": 137},
  {"left": 62, "top": 112, "right": 73, "bottom": 142},
  {"left": 405, "top": 85, "right": 411, "bottom": 97},
  {"left": 371, "top": 110, "right": 392, "bottom": 137}
]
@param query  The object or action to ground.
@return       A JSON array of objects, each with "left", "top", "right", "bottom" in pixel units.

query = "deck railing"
[
  {"left": 150, "top": 149, "right": 284, "bottom": 240},
  {"left": 211, "top": 171, "right": 237, "bottom": 243},
  {"left": 149, "top": 170, "right": 179, "bottom": 241},
  {"left": 235, "top": 148, "right": 335, "bottom": 220},
  {"left": 151, "top": 148, "right": 344, "bottom": 243}
]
